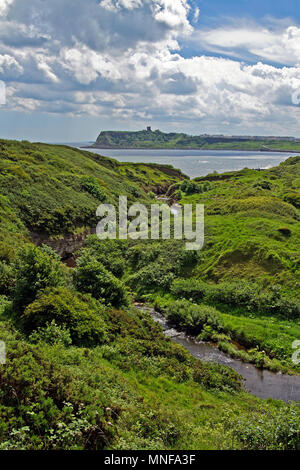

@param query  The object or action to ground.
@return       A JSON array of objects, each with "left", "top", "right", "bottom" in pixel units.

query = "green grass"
[
  {"left": 93, "top": 129, "right": 300, "bottom": 151},
  {"left": 0, "top": 140, "right": 299, "bottom": 450}
]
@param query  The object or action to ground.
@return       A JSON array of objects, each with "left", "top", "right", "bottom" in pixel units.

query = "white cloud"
[
  {"left": 0, "top": 0, "right": 14, "bottom": 16},
  {"left": 193, "top": 22, "right": 300, "bottom": 66},
  {"left": 100, "top": 0, "right": 143, "bottom": 11},
  {"left": 151, "top": 0, "right": 191, "bottom": 32},
  {"left": 0, "top": 1, "right": 299, "bottom": 136}
]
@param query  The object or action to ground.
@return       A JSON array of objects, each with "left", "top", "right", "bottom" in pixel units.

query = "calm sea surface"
[{"left": 79, "top": 148, "right": 293, "bottom": 178}]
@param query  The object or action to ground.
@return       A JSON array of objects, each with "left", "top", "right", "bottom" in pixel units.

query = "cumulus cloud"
[
  {"left": 0, "top": 0, "right": 14, "bottom": 16},
  {"left": 0, "top": 1, "right": 299, "bottom": 136},
  {"left": 193, "top": 21, "right": 300, "bottom": 66}
]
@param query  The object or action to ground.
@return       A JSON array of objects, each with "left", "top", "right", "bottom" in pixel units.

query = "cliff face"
[{"left": 30, "top": 228, "right": 95, "bottom": 260}]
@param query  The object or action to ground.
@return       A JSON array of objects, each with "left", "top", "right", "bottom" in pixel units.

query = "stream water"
[{"left": 137, "top": 305, "right": 300, "bottom": 403}]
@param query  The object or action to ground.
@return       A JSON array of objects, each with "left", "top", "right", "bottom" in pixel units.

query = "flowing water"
[{"left": 137, "top": 305, "right": 300, "bottom": 403}]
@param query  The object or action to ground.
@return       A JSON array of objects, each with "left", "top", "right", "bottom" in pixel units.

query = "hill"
[
  {"left": 0, "top": 139, "right": 185, "bottom": 261},
  {"left": 91, "top": 128, "right": 300, "bottom": 152}
]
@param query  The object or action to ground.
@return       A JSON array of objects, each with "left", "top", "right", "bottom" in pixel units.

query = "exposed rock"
[{"left": 30, "top": 228, "right": 95, "bottom": 259}]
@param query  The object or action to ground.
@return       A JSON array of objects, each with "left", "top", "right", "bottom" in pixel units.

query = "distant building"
[{"left": 146, "top": 126, "right": 152, "bottom": 132}]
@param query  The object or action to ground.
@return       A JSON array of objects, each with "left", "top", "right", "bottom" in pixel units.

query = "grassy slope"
[
  {"left": 189, "top": 158, "right": 300, "bottom": 293},
  {"left": 94, "top": 130, "right": 300, "bottom": 151},
  {"left": 149, "top": 157, "right": 300, "bottom": 372},
  {"left": 0, "top": 139, "right": 184, "bottom": 257},
  {"left": 0, "top": 140, "right": 299, "bottom": 450}
]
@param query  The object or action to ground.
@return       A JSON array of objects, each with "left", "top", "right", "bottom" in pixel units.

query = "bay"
[{"left": 81, "top": 148, "right": 293, "bottom": 178}]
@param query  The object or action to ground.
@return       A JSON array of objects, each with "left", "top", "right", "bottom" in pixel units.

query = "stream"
[{"left": 136, "top": 305, "right": 300, "bottom": 403}]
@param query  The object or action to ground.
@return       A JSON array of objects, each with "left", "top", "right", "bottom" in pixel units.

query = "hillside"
[
  {"left": 0, "top": 139, "right": 185, "bottom": 260},
  {"left": 91, "top": 129, "right": 300, "bottom": 152},
  {"left": 0, "top": 140, "right": 300, "bottom": 450}
]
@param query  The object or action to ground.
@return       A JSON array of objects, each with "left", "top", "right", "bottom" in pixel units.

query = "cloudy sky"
[{"left": 0, "top": 0, "right": 300, "bottom": 141}]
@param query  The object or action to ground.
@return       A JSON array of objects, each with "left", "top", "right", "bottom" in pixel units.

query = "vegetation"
[
  {"left": 93, "top": 129, "right": 300, "bottom": 151},
  {"left": 0, "top": 139, "right": 299, "bottom": 450}
]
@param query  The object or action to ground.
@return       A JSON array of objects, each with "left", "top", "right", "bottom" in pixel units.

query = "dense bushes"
[
  {"left": 23, "top": 287, "right": 108, "bottom": 347},
  {"left": 232, "top": 405, "right": 300, "bottom": 450},
  {"left": 84, "top": 237, "right": 127, "bottom": 278},
  {"left": 171, "top": 279, "right": 300, "bottom": 319},
  {"left": 125, "top": 240, "right": 199, "bottom": 294},
  {"left": 171, "top": 278, "right": 207, "bottom": 303},
  {"left": 0, "top": 335, "right": 116, "bottom": 449},
  {"left": 181, "top": 180, "right": 211, "bottom": 195},
  {"left": 29, "top": 320, "right": 72, "bottom": 347},
  {"left": 80, "top": 176, "right": 108, "bottom": 202},
  {"left": 283, "top": 192, "right": 300, "bottom": 208},
  {"left": 73, "top": 253, "right": 129, "bottom": 308},
  {"left": 13, "top": 245, "right": 65, "bottom": 311},
  {"left": 127, "top": 263, "right": 176, "bottom": 295},
  {"left": 166, "top": 300, "right": 222, "bottom": 334},
  {"left": 0, "top": 261, "right": 15, "bottom": 295}
]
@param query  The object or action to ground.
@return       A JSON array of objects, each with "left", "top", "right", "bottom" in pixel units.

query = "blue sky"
[
  {"left": 0, "top": 0, "right": 299, "bottom": 141},
  {"left": 194, "top": 0, "right": 300, "bottom": 23}
]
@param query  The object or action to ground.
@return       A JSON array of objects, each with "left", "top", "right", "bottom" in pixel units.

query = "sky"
[{"left": 0, "top": 0, "right": 299, "bottom": 141}]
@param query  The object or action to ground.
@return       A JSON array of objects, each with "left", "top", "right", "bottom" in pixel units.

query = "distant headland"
[{"left": 82, "top": 127, "right": 300, "bottom": 152}]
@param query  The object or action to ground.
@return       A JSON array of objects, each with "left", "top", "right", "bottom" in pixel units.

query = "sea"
[{"left": 67, "top": 144, "right": 294, "bottom": 179}]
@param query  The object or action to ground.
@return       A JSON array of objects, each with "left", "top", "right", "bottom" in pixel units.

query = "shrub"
[
  {"left": 29, "top": 320, "right": 72, "bottom": 347},
  {"left": 171, "top": 278, "right": 207, "bottom": 303},
  {"left": 84, "top": 237, "right": 127, "bottom": 277},
  {"left": 253, "top": 179, "right": 272, "bottom": 190},
  {"left": 232, "top": 405, "right": 300, "bottom": 450},
  {"left": 166, "top": 300, "right": 222, "bottom": 334},
  {"left": 0, "top": 337, "right": 114, "bottom": 449},
  {"left": 283, "top": 192, "right": 300, "bottom": 208},
  {"left": 171, "top": 279, "right": 300, "bottom": 320},
  {"left": 127, "top": 263, "right": 175, "bottom": 295},
  {"left": 23, "top": 287, "right": 107, "bottom": 346},
  {"left": 80, "top": 176, "right": 107, "bottom": 202},
  {"left": 13, "top": 245, "right": 65, "bottom": 311},
  {"left": 0, "top": 261, "right": 15, "bottom": 295},
  {"left": 73, "top": 253, "right": 128, "bottom": 308},
  {"left": 181, "top": 181, "right": 204, "bottom": 195}
]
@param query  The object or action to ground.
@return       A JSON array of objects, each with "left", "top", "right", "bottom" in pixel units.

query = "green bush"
[
  {"left": 283, "top": 192, "right": 300, "bottom": 208},
  {"left": 13, "top": 245, "right": 65, "bottom": 311},
  {"left": 0, "top": 261, "right": 15, "bottom": 295},
  {"left": 29, "top": 320, "right": 72, "bottom": 347},
  {"left": 84, "top": 237, "right": 127, "bottom": 277},
  {"left": 0, "top": 337, "right": 114, "bottom": 449},
  {"left": 80, "top": 176, "right": 107, "bottom": 202},
  {"left": 73, "top": 253, "right": 128, "bottom": 308},
  {"left": 166, "top": 300, "right": 222, "bottom": 334},
  {"left": 23, "top": 287, "right": 108, "bottom": 346},
  {"left": 171, "top": 278, "right": 207, "bottom": 303},
  {"left": 233, "top": 405, "right": 300, "bottom": 450},
  {"left": 171, "top": 279, "right": 300, "bottom": 320},
  {"left": 127, "top": 263, "right": 175, "bottom": 294},
  {"left": 181, "top": 180, "right": 211, "bottom": 195}
]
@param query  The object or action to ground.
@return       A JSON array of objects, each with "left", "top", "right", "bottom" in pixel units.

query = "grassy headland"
[{"left": 90, "top": 129, "right": 300, "bottom": 152}]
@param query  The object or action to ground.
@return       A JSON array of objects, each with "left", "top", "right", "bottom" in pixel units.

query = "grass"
[
  {"left": 0, "top": 140, "right": 299, "bottom": 449},
  {"left": 93, "top": 130, "right": 300, "bottom": 151}
]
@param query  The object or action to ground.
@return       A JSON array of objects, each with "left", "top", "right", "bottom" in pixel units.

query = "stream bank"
[{"left": 136, "top": 304, "right": 300, "bottom": 403}]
